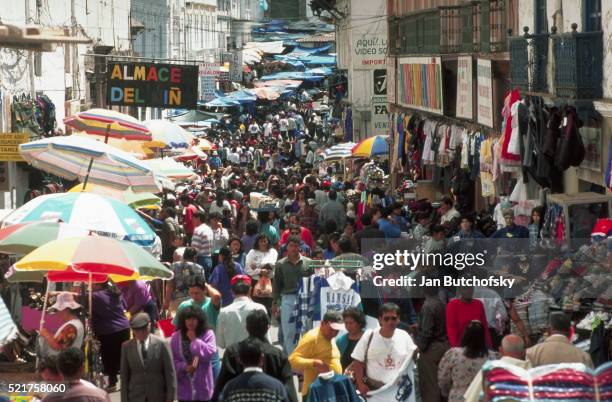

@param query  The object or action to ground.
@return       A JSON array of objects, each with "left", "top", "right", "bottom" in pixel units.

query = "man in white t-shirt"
[
  {"left": 263, "top": 121, "right": 273, "bottom": 137},
  {"left": 279, "top": 114, "right": 289, "bottom": 138},
  {"left": 351, "top": 303, "right": 417, "bottom": 396}
]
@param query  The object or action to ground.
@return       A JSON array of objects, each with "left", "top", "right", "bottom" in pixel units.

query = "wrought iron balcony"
[
  {"left": 390, "top": 0, "right": 513, "bottom": 56},
  {"left": 509, "top": 27, "right": 549, "bottom": 93},
  {"left": 552, "top": 24, "right": 603, "bottom": 99}
]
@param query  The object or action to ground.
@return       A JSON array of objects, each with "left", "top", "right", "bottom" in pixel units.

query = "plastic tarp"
[
  {"left": 305, "top": 67, "right": 334, "bottom": 76},
  {"left": 301, "top": 55, "right": 336, "bottom": 66},
  {"left": 170, "top": 110, "right": 222, "bottom": 124},
  {"left": 254, "top": 79, "right": 303, "bottom": 89},
  {"left": 243, "top": 41, "right": 285, "bottom": 54},
  {"left": 260, "top": 71, "right": 326, "bottom": 82},
  {"left": 203, "top": 98, "right": 241, "bottom": 107},
  {"left": 225, "top": 90, "right": 257, "bottom": 104}
]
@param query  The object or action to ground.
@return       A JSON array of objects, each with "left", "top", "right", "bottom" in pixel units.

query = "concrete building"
[
  {"left": 0, "top": 1, "right": 131, "bottom": 207},
  {"left": 217, "top": 0, "right": 261, "bottom": 50},
  {"left": 333, "top": 0, "right": 390, "bottom": 141},
  {"left": 511, "top": 0, "right": 609, "bottom": 193}
]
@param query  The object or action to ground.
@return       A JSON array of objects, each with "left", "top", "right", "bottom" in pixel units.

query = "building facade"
[
  {"left": 334, "top": 0, "right": 390, "bottom": 141},
  {"left": 510, "top": 0, "right": 609, "bottom": 193}
]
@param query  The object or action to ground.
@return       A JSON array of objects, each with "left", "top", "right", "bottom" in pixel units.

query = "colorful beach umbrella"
[
  {"left": 64, "top": 109, "right": 151, "bottom": 141},
  {"left": 324, "top": 142, "right": 356, "bottom": 161},
  {"left": 68, "top": 183, "right": 160, "bottom": 210},
  {"left": 195, "top": 138, "right": 216, "bottom": 151},
  {"left": 143, "top": 120, "right": 195, "bottom": 150},
  {"left": 351, "top": 135, "right": 390, "bottom": 158},
  {"left": 0, "top": 221, "right": 90, "bottom": 255},
  {"left": 19, "top": 135, "right": 160, "bottom": 192},
  {"left": 145, "top": 158, "right": 198, "bottom": 181},
  {"left": 14, "top": 236, "right": 173, "bottom": 280},
  {"left": 1, "top": 193, "right": 156, "bottom": 247},
  {"left": 175, "top": 146, "right": 207, "bottom": 162}
]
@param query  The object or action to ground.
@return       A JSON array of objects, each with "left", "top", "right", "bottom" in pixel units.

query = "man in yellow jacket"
[{"left": 289, "top": 311, "right": 344, "bottom": 398}]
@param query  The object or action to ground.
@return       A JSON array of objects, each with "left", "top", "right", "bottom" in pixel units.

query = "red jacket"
[{"left": 446, "top": 298, "right": 492, "bottom": 348}]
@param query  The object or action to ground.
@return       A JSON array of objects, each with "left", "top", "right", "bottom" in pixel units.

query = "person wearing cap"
[
  {"left": 120, "top": 313, "right": 177, "bottom": 402},
  {"left": 37, "top": 292, "right": 85, "bottom": 360},
  {"left": 288, "top": 311, "right": 343, "bottom": 398},
  {"left": 490, "top": 208, "right": 530, "bottom": 239},
  {"left": 351, "top": 303, "right": 418, "bottom": 397},
  {"left": 216, "top": 275, "right": 267, "bottom": 349}
]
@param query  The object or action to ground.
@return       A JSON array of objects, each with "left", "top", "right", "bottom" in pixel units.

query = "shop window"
[{"left": 583, "top": 0, "right": 602, "bottom": 32}]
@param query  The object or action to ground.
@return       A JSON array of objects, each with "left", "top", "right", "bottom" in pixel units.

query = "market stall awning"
[
  {"left": 170, "top": 110, "right": 222, "bottom": 125},
  {"left": 243, "top": 40, "right": 285, "bottom": 54},
  {"left": 260, "top": 71, "right": 326, "bottom": 82},
  {"left": 254, "top": 79, "right": 303, "bottom": 89}
]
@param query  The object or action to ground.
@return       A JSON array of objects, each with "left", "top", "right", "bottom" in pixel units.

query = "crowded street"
[{"left": 1, "top": 1, "right": 612, "bottom": 402}]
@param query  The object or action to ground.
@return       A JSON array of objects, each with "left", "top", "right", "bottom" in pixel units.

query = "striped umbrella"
[
  {"left": 351, "top": 135, "right": 390, "bottom": 158},
  {"left": 64, "top": 109, "right": 151, "bottom": 141},
  {"left": 68, "top": 183, "right": 160, "bottom": 210},
  {"left": 20, "top": 135, "right": 160, "bottom": 192},
  {"left": 14, "top": 236, "right": 173, "bottom": 279},
  {"left": 0, "top": 221, "right": 90, "bottom": 255},
  {"left": 143, "top": 120, "right": 195, "bottom": 150},
  {"left": 323, "top": 142, "right": 356, "bottom": 161},
  {"left": 1, "top": 193, "right": 156, "bottom": 247},
  {"left": 145, "top": 158, "right": 198, "bottom": 181}
]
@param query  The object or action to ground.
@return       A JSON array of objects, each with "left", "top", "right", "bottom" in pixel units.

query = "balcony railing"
[
  {"left": 508, "top": 23, "right": 602, "bottom": 100},
  {"left": 390, "top": 0, "right": 513, "bottom": 56},
  {"left": 509, "top": 27, "right": 549, "bottom": 93},
  {"left": 552, "top": 24, "right": 603, "bottom": 99}
]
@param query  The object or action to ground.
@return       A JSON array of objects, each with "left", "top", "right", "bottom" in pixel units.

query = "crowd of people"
[{"left": 27, "top": 98, "right": 610, "bottom": 402}]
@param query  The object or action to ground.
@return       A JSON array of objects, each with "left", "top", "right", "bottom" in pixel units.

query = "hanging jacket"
[{"left": 555, "top": 106, "right": 585, "bottom": 171}]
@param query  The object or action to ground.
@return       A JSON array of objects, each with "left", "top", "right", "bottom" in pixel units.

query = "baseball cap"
[
  {"left": 323, "top": 311, "right": 345, "bottom": 331},
  {"left": 230, "top": 274, "right": 252, "bottom": 286}
]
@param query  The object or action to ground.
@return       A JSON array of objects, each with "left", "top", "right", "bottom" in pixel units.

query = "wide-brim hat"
[{"left": 50, "top": 292, "right": 81, "bottom": 311}]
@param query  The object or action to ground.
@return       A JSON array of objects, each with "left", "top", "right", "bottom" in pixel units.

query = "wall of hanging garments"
[{"left": 11, "top": 93, "right": 57, "bottom": 138}]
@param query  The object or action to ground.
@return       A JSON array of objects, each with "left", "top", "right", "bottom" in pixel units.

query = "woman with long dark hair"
[
  {"left": 528, "top": 206, "right": 544, "bottom": 248},
  {"left": 170, "top": 306, "right": 216, "bottom": 402},
  {"left": 438, "top": 320, "right": 496, "bottom": 402},
  {"left": 209, "top": 246, "right": 245, "bottom": 306}
]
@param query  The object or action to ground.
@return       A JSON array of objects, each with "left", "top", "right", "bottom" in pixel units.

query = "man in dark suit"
[
  {"left": 214, "top": 310, "right": 297, "bottom": 402},
  {"left": 120, "top": 313, "right": 177, "bottom": 402},
  {"left": 219, "top": 339, "right": 289, "bottom": 402}
]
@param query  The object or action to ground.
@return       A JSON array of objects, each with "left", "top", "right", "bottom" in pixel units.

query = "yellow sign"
[{"left": 0, "top": 133, "right": 30, "bottom": 162}]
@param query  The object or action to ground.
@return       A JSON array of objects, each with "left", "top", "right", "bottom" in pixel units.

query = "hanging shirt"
[{"left": 311, "top": 273, "right": 361, "bottom": 327}]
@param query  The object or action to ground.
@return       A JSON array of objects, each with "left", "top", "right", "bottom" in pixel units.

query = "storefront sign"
[
  {"left": 580, "top": 126, "right": 602, "bottom": 171},
  {"left": 354, "top": 33, "right": 387, "bottom": 68},
  {"left": 106, "top": 62, "right": 198, "bottom": 108},
  {"left": 198, "top": 62, "right": 222, "bottom": 77},
  {"left": 372, "top": 95, "right": 390, "bottom": 135},
  {"left": 477, "top": 59, "right": 493, "bottom": 127},
  {"left": 0, "top": 133, "right": 29, "bottom": 162},
  {"left": 397, "top": 57, "right": 443, "bottom": 115},
  {"left": 456, "top": 56, "right": 473, "bottom": 119},
  {"left": 387, "top": 56, "right": 396, "bottom": 104},
  {"left": 229, "top": 51, "right": 243, "bottom": 83},
  {"left": 200, "top": 75, "right": 216, "bottom": 102},
  {"left": 373, "top": 69, "right": 387, "bottom": 95}
]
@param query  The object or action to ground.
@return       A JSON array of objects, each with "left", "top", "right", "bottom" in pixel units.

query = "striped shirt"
[{"left": 191, "top": 223, "right": 214, "bottom": 257}]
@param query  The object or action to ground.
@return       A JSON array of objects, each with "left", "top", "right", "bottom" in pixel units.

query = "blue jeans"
[
  {"left": 197, "top": 255, "right": 212, "bottom": 280},
  {"left": 280, "top": 294, "right": 298, "bottom": 355}
]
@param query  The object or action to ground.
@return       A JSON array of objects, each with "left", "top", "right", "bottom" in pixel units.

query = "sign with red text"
[
  {"left": 456, "top": 56, "right": 473, "bottom": 119},
  {"left": 353, "top": 33, "right": 387, "bottom": 68},
  {"left": 106, "top": 62, "right": 198, "bottom": 108},
  {"left": 477, "top": 59, "right": 493, "bottom": 127}
]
